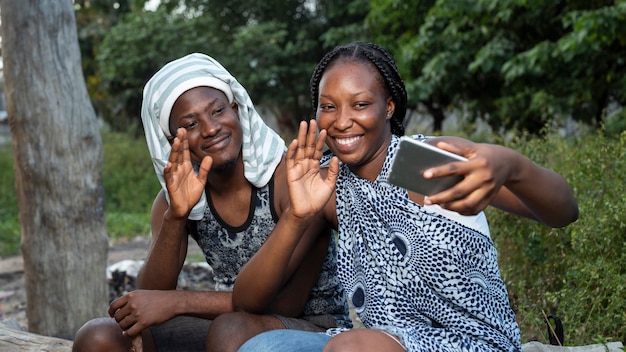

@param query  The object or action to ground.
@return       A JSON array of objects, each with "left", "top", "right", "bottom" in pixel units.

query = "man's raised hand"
[{"left": 164, "top": 128, "right": 212, "bottom": 219}]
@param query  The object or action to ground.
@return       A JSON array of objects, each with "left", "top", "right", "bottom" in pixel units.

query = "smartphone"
[{"left": 388, "top": 136, "right": 468, "bottom": 195}]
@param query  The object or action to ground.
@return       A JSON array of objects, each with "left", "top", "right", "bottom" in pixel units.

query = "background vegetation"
[
  {"left": 484, "top": 129, "right": 626, "bottom": 345},
  {"left": 1, "top": 0, "right": 625, "bottom": 347},
  {"left": 0, "top": 133, "right": 157, "bottom": 255},
  {"left": 74, "top": 0, "right": 626, "bottom": 137}
]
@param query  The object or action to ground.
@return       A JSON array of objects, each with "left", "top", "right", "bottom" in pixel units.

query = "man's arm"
[
  {"left": 137, "top": 128, "right": 212, "bottom": 288},
  {"left": 110, "top": 128, "right": 227, "bottom": 337},
  {"left": 109, "top": 289, "right": 234, "bottom": 337},
  {"left": 136, "top": 190, "right": 188, "bottom": 289}
]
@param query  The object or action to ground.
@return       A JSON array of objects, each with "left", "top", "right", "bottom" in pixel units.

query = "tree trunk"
[
  {"left": 0, "top": 324, "right": 72, "bottom": 352},
  {"left": 0, "top": 0, "right": 109, "bottom": 339},
  {"left": 422, "top": 103, "right": 445, "bottom": 134}
]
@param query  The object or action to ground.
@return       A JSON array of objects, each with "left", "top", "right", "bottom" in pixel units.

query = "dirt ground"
[{"left": 0, "top": 235, "right": 203, "bottom": 330}]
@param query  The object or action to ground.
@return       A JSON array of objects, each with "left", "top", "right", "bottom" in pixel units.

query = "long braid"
[{"left": 310, "top": 42, "right": 407, "bottom": 136}]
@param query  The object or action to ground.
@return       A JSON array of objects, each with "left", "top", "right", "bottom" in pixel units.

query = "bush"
[
  {"left": 487, "top": 131, "right": 626, "bottom": 345},
  {"left": 101, "top": 131, "right": 160, "bottom": 241},
  {"left": 0, "top": 142, "right": 20, "bottom": 256}
]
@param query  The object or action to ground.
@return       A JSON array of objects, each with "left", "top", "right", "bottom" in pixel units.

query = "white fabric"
[
  {"left": 422, "top": 201, "right": 491, "bottom": 236},
  {"left": 158, "top": 76, "right": 233, "bottom": 136},
  {"left": 141, "top": 53, "right": 285, "bottom": 220}
]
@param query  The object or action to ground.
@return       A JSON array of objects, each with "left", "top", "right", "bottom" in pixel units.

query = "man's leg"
[{"left": 150, "top": 316, "right": 212, "bottom": 352}]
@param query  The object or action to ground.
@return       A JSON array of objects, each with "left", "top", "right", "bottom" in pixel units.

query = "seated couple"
[{"left": 74, "top": 43, "right": 578, "bottom": 352}]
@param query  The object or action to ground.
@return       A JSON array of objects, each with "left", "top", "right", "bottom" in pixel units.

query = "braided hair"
[{"left": 310, "top": 42, "right": 407, "bottom": 136}]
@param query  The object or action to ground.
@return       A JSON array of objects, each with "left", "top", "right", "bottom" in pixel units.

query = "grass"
[{"left": 0, "top": 140, "right": 20, "bottom": 256}]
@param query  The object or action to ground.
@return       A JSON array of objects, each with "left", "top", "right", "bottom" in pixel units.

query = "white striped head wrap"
[{"left": 141, "top": 53, "right": 286, "bottom": 220}]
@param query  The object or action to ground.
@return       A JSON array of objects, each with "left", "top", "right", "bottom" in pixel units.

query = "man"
[{"left": 72, "top": 53, "right": 349, "bottom": 352}]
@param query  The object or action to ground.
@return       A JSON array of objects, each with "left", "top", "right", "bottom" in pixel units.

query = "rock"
[{"left": 107, "top": 259, "right": 216, "bottom": 302}]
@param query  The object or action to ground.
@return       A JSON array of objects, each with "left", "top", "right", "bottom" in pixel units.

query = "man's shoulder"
[
  {"left": 151, "top": 189, "right": 169, "bottom": 215},
  {"left": 271, "top": 156, "right": 290, "bottom": 212}
]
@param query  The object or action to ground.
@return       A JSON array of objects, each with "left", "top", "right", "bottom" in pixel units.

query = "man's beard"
[{"left": 211, "top": 156, "right": 237, "bottom": 170}]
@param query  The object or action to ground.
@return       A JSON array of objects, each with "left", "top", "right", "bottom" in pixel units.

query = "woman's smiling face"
[{"left": 315, "top": 60, "right": 394, "bottom": 180}]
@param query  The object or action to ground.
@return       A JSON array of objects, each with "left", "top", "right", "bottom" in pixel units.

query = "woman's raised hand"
[{"left": 285, "top": 120, "right": 339, "bottom": 219}]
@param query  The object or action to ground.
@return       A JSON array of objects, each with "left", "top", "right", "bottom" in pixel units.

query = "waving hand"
[
  {"left": 164, "top": 128, "right": 212, "bottom": 219},
  {"left": 285, "top": 120, "right": 339, "bottom": 218}
]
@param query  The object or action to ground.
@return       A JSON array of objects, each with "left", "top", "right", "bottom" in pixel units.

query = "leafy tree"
[
  {"left": 225, "top": 21, "right": 314, "bottom": 133},
  {"left": 317, "top": 0, "right": 371, "bottom": 49},
  {"left": 223, "top": 0, "right": 370, "bottom": 133},
  {"left": 96, "top": 8, "right": 223, "bottom": 133},
  {"left": 369, "top": 0, "right": 626, "bottom": 134},
  {"left": 367, "top": 0, "right": 440, "bottom": 129},
  {"left": 94, "top": 0, "right": 369, "bottom": 135},
  {"left": 74, "top": 0, "right": 145, "bottom": 119}
]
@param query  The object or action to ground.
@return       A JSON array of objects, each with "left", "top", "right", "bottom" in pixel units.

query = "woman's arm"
[
  {"left": 233, "top": 120, "right": 339, "bottom": 315},
  {"left": 422, "top": 137, "right": 578, "bottom": 228}
]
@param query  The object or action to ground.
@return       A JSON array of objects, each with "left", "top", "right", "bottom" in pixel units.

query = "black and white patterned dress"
[{"left": 329, "top": 135, "right": 521, "bottom": 351}]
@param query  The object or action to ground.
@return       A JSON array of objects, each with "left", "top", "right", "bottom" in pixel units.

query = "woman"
[{"left": 234, "top": 42, "right": 579, "bottom": 352}]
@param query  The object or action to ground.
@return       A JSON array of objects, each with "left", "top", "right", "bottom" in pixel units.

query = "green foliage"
[
  {"left": 0, "top": 144, "right": 20, "bottom": 256},
  {"left": 96, "top": 8, "right": 224, "bottom": 132},
  {"left": 318, "top": 0, "right": 371, "bottom": 48},
  {"left": 0, "top": 132, "right": 159, "bottom": 256},
  {"left": 80, "top": 0, "right": 626, "bottom": 136},
  {"left": 487, "top": 131, "right": 626, "bottom": 344},
  {"left": 369, "top": 0, "right": 626, "bottom": 134},
  {"left": 100, "top": 132, "right": 160, "bottom": 215},
  {"left": 225, "top": 21, "right": 319, "bottom": 133},
  {"left": 93, "top": 0, "right": 369, "bottom": 135}
]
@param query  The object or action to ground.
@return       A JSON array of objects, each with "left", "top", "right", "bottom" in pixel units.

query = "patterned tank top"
[{"left": 191, "top": 176, "right": 351, "bottom": 327}]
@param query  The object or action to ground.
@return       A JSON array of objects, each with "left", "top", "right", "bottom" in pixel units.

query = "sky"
[{"left": 145, "top": 0, "right": 160, "bottom": 11}]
